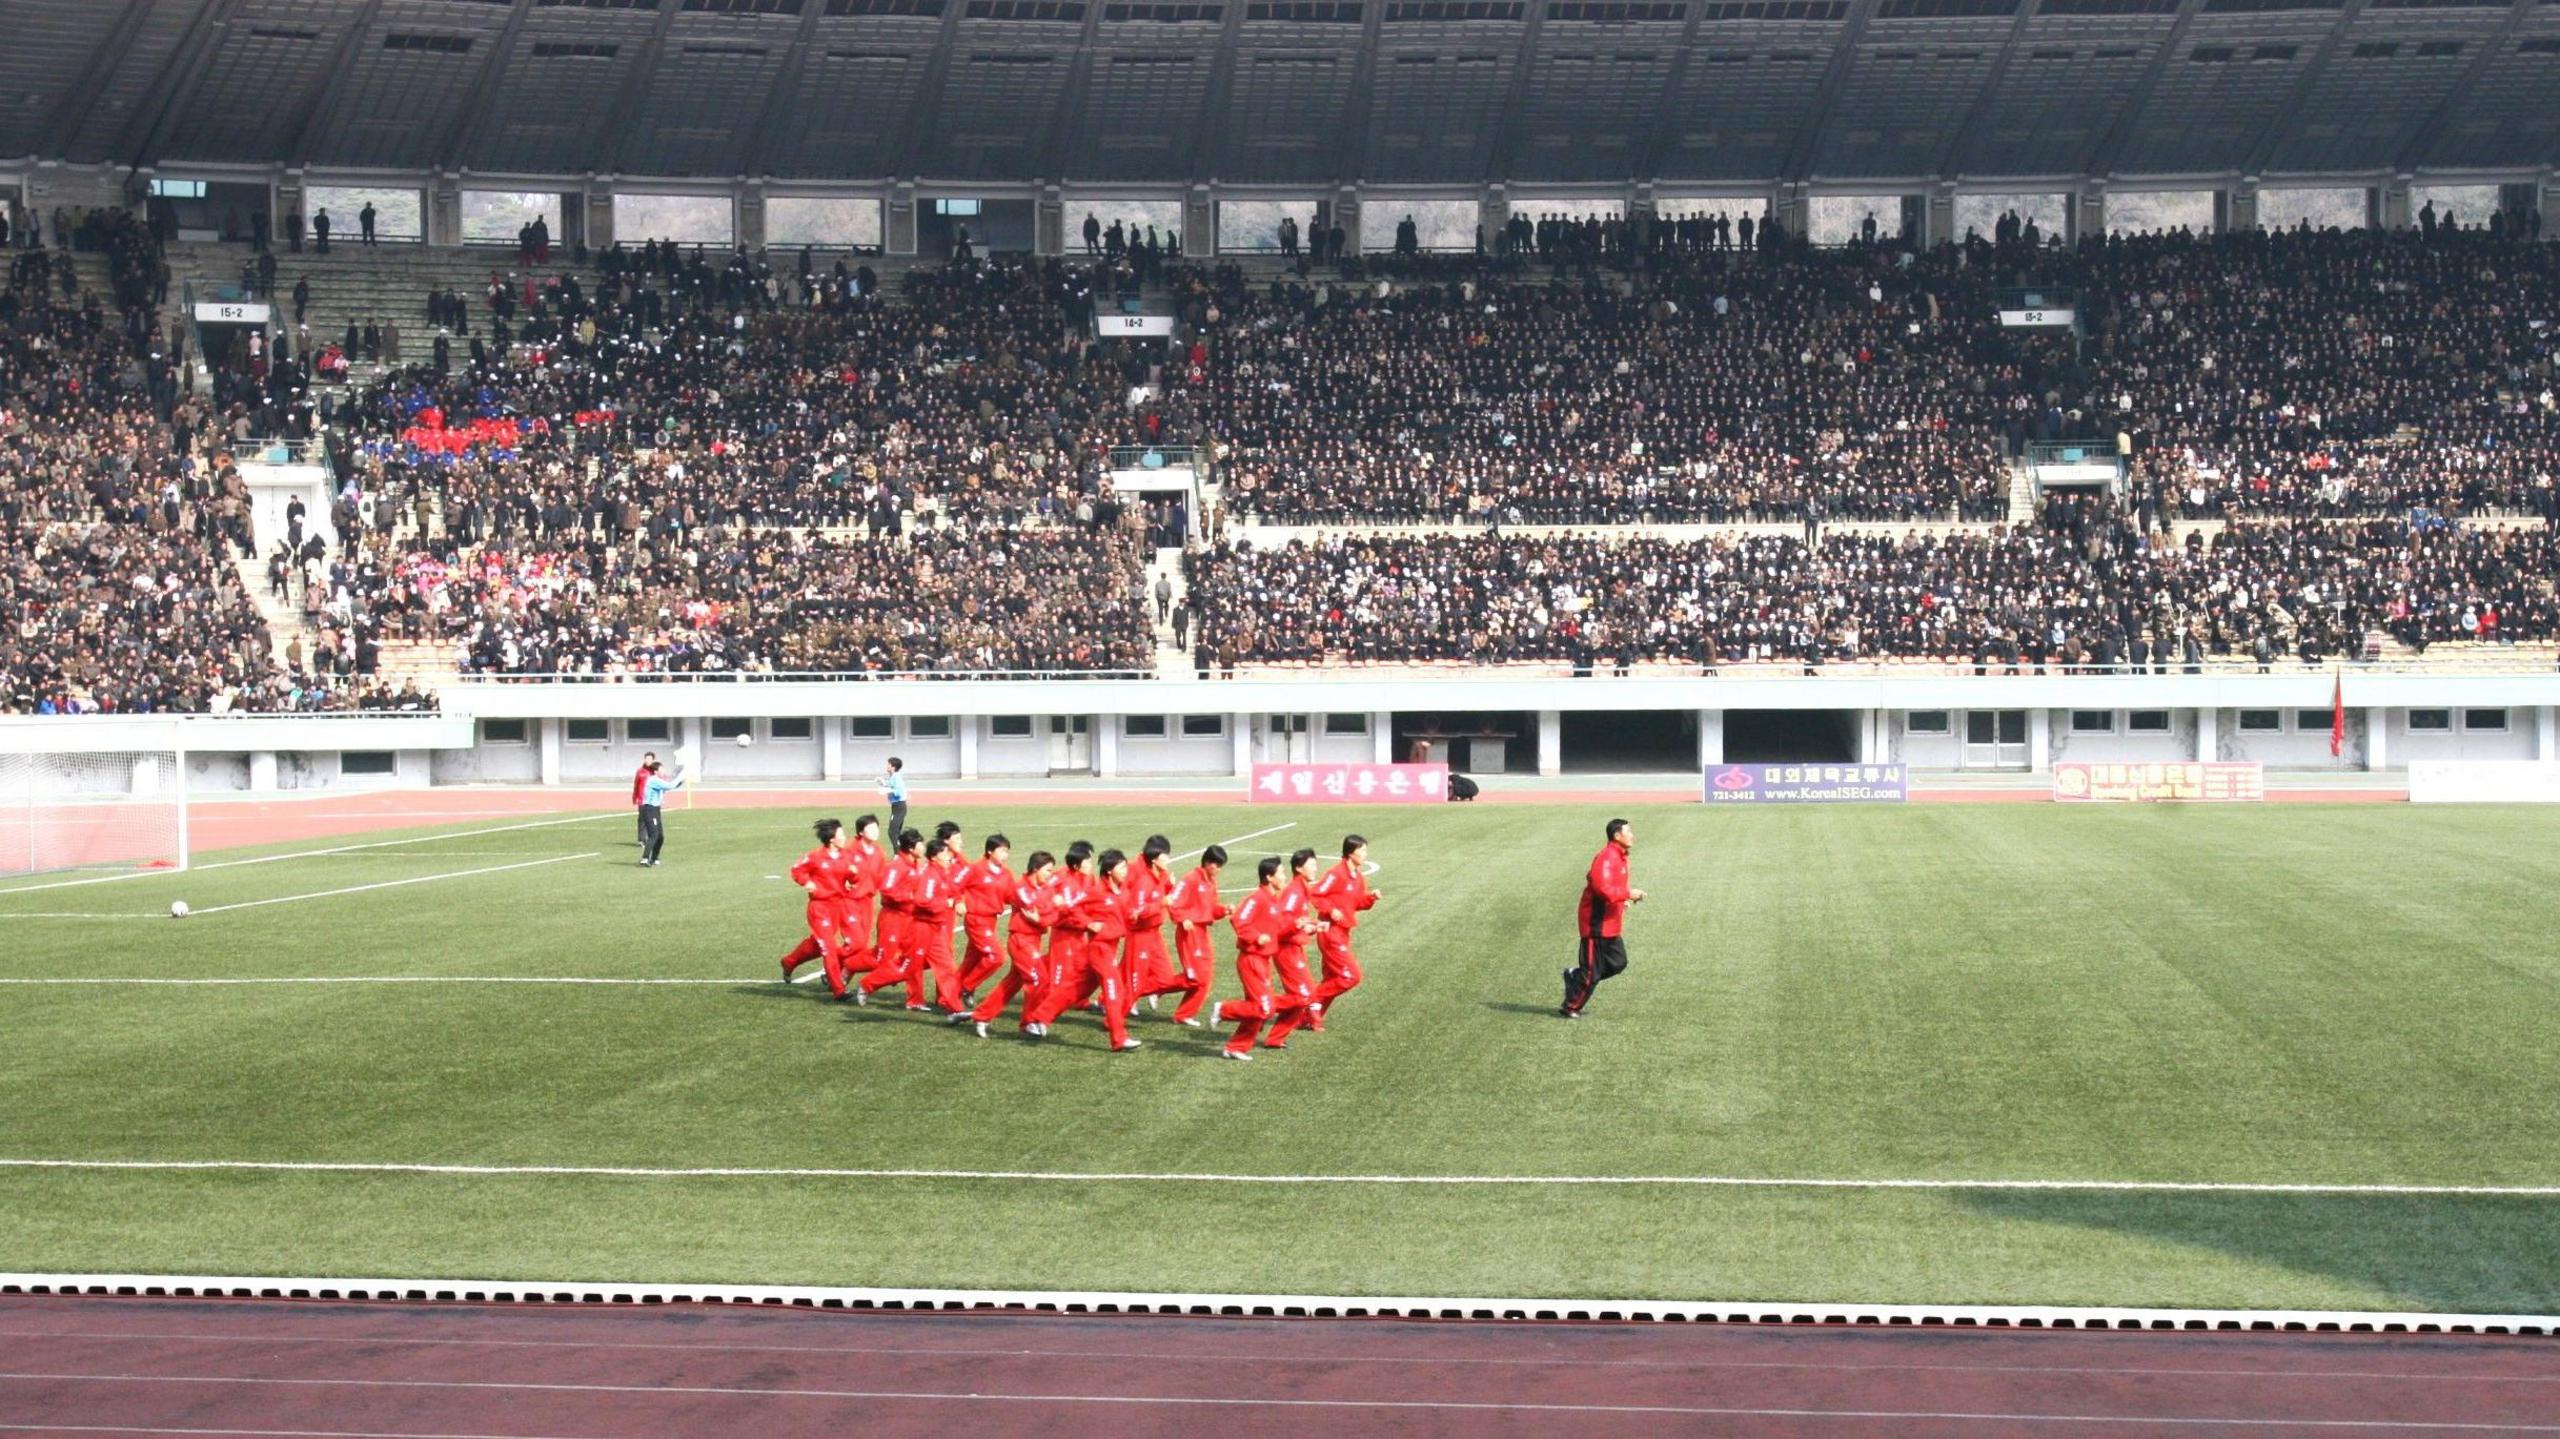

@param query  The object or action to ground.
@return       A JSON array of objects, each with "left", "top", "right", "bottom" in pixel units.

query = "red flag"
[{"left": 2329, "top": 672, "right": 2345, "bottom": 758}]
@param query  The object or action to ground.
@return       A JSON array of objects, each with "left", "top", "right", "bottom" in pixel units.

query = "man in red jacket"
[
  {"left": 1123, "top": 834, "right": 1178, "bottom": 1014},
  {"left": 1271, "top": 833, "right": 1377, "bottom": 1041},
  {"left": 1159, "top": 843, "right": 1228, "bottom": 1026},
  {"left": 967, "top": 849, "right": 1059, "bottom": 1038},
  {"left": 778, "top": 818, "right": 857, "bottom": 996},
  {"left": 954, "top": 834, "right": 1017, "bottom": 1003},
  {"left": 630, "top": 752, "right": 656, "bottom": 846},
  {"left": 1217, "top": 856, "right": 1309, "bottom": 1059},
  {"left": 1562, "top": 818, "right": 1645, "bottom": 1018}
]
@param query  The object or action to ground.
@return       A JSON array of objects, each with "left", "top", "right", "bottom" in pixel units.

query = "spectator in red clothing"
[{"left": 631, "top": 752, "right": 657, "bottom": 847}]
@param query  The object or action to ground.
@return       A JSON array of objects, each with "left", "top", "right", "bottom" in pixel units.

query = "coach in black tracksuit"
[{"left": 1562, "top": 818, "right": 1644, "bottom": 1018}]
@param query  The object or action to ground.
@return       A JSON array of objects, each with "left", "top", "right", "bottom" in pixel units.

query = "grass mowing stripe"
[
  {"left": 3, "top": 1157, "right": 2556, "bottom": 1196},
  {"left": 3, "top": 1372, "right": 2555, "bottom": 1428},
  {"left": 0, "top": 813, "right": 625, "bottom": 895},
  {"left": 185, "top": 855, "right": 597, "bottom": 915}
]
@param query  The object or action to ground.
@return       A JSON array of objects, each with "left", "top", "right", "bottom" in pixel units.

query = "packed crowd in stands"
[
  {"left": 321, "top": 526, "right": 1152, "bottom": 678},
  {"left": 8, "top": 199, "right": 2560, "bottom": 707},
  {"left": 1185, "top": 497, "right": 2556, "bottom": 672}
]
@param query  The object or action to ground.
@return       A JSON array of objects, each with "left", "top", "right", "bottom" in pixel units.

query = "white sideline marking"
[
  {"left": 184, "top": 854, "right": 597, "bottom": 916},
  {"left": 4, "top": 1271, "right": 2555, "bottom": 1346},
  {"left": 0, "top": 1156, "right": 2554, "bottom": 1197},
  {"left": 0, "top": 813, "right": 625, "bottom": 896},
  {"left": 3, "top": 1374, "right": 2554, "bottom": 1430}
]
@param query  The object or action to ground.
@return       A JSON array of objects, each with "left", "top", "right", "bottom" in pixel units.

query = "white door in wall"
[
  {"left": 1963, "top": 710, "right": 2029, "bottom": 770},
  {"left": 1048, "top": 716, "right": 1093, "bottom": 774}
]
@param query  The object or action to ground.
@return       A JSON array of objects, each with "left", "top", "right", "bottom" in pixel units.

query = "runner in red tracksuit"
[
  {"left": 839, "top": 815, "right": 888, "bottom": 987},
  {"left": 967, "top": 851, "right": 1060, "bottom": 1038},
  {"left": 1022, "top": 841, "right": 1096, "bottom": 1039},
  {"left": 955, "top": 835, "right": 1016, "bottom": 1001},
  {"left": 1161, "top": 844, "right": 1228, "bottom": 1026},
  {"left": 1269, "top": 835, "right": 1377, "bottom": 1043},
  {"left": 906, "top": 839, "right": 967, "bottom": 1011},
  {"left": 1562, "top": 818, "right": 1645, "bottom": 1018},
  {"left": 1258, "top": 848, "right": 1324, "bottom": 1049},
  {"left": 857, "top": 830, "right": 927, "bottom": 1005},
  {"left": 1025, "top": 846, "right": 1141, "bottom": 1051},
  {"left": 1216, "top": 856, "right": 1308, "bottom": 1059},
  {"left": 778, "top": 818, "right": 858, "bottom": 995},
  {"left": 1122, "top": 835, "right": 1178, "bottom": 1016}
]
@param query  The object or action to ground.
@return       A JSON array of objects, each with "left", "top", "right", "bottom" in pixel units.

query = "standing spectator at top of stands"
[
  {"left": 951, "top": 224, "right": 974, "bottom": 265},
  {"left": 312, "top": 208, "right": 332, "bottom": 254},
  {"left": 291, "top": 276, "right": 310, "bottom": 326},
  {"left": 250, "top": 206, "right": 269, "bottom": 254},
  {"left": 1395, "top": 215, "right": 1419, "bottom": 257},
  {"left": 1082, "top": 213, "right": 1102, "bottom": 255},
  {"left": 359, "top": 202, "right": 378, "bottom": 248},
  {"left": 285, "top": 207, "right": 303, "bottom": 253}
]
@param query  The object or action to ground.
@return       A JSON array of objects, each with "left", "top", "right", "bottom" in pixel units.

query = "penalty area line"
[{"left": 0, "top": 1157, "right": 2553, "bottom": 1198}]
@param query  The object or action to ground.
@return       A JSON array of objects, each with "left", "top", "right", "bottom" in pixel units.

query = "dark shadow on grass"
[
  {"left": 1955, "top": 1189, "right": 2560, "bottom": 1315},
  {"left": 1483, "top": 1001, "right": 1565, "bottom": 1017}
]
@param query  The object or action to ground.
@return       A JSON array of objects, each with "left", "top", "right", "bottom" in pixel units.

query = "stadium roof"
[{"left": 3, "top": 0, "right": 2556, "bottom": 186}]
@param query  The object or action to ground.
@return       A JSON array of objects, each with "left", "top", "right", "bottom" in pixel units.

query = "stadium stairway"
[
  {"left": 232, "top": 557, "right": 313, "bottom": 669},
  {"left": 2008, "top": 461, "right": 2039, "bottom": 523},
  {"left": 166, "top": 241, "right": 579, "bottom": 357},
  {"left": 1148, "top": 546, "right": 1191, "bottom": 677}
]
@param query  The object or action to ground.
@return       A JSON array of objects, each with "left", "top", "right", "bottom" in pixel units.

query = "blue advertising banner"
[{"left": 1704, "top": 763, "right": 1909, "bottom": 804}]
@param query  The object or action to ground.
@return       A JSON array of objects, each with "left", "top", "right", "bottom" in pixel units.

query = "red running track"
[{"left": 0, "top": 1294, "right": 2552, "bottom": 1437}]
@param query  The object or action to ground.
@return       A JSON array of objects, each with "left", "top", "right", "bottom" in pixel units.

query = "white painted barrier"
[{"left": 2407, "top": 760, "right": 2560, "bottom": 804}]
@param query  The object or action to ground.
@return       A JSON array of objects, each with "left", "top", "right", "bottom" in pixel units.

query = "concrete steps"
[
  {"left": 2008, "top": 462, "right": 2040, "bottom": 524},
  {"left": 233, "top": 557, "right": 314, "bottom": 670},
  {"left": 1146, "top": 546, "right": 1193, "bottom": 677},
  {"left": 371, "top": 637, "right": 463, "bottom": 688}
]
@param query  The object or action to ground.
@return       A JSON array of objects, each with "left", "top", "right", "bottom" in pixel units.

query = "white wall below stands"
[{"left": 8, "top": 679, "right": 2560, "bottom": 790}]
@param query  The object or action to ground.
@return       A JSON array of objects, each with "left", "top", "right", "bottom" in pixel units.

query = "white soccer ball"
[
  {"left": 735, "top": 733, "right": 754, "bottom": 748},
  {"left": 169, "top": 900, "right": 190, "bottom": 919}
]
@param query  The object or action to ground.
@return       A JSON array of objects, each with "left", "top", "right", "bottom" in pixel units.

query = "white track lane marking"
[
  {"left": 0, "top": 814, "right": 625, "bottom": 896},
  {"left": 0, "top": 1157, "right": 2553, "bottom": 1197},
  {"left": 0, "top": 1328, "right": 2549, "bottom": 1384},
  {"left": 0, "top": 1374, "right": 2553, "bottom": 1429}
]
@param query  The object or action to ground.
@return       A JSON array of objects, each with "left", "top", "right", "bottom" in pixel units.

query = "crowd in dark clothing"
[{"left": 1185, "top": 502, "right": 2555, "bottom": 671}]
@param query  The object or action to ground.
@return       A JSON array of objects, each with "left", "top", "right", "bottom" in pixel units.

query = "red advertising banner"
[
  {"left": 2052, "top": 761, "right": 2265, "bottom": 803},
  {"left": 1249, "top": 762, "right": 1450, "bottom": 804}
]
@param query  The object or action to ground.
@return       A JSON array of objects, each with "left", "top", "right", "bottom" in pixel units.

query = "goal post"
[{"left": 0, "top": 748, "right": 191, "bottom": 881}]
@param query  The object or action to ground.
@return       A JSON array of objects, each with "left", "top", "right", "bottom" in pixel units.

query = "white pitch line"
[
  {"left": 0, "top": 1157, "right": 2554, "bottom": 1198},
  {"left": 1170, "top": 821, "right": 1294, "bottom": 863},
  {"left": 183, "top": 854, "right": 596, "bottom": 916},
  {"left": 1, "top": 1372, "right": 2554, "bottom": 1430},
  {"left": 0, "top": 813, "right": 626, "bottom": 896}
]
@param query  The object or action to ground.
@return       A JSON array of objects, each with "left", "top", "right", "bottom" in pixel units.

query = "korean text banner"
[
  {"left": 1703, "top": 763, "right": 1909, "bottom": 804},
  {"left": 1249, "top": 763, "right": 1449, "bottom": 804},
  {"left": 2052, "top": 761, "right": 2265, "bottom": 803}
]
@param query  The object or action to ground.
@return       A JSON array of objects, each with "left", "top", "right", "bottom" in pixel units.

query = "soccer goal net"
[{"left": 0, "top": 750, "right": 190, "bottom": 880}]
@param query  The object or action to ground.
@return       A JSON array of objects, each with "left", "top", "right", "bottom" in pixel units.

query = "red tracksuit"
[
  {"left": 862, "top": 855, "right": 931, "bottom": 1001},
  {"left": 970, "top": 872, "right": 1061, "bottom": 1029},
  {"left": 956, "top": 856, "right": 1016, "bottom": 995},
  {"left": 1163, "top": 864, "right": 1228, "bottom": 1024},
  {"left": 1124, "top": 858, "right": 1178, "bottom": 1002},
  {"left": 1313, "top": 858, "right": 1379, "bottom": 1025},
  {"left": 1026, "top": 874, "right": 1132, "bottom": 1047},
  {"left": 1268, "top": 877, "right": 1319, "bottom": 1037},
  {"left": 778, "top": 843, "right": 858, "bottom": 995},
  {"left": 1564, "top": 838, "right": 1635, "bottom": 1015},
  {"left": 842, "top": 837, "right": 887, "bottom": 978},
  {"left": 910, "top": 855, "right": 965, "bottom": 1009},
  {"left": 1217, "top": 884, "right": 1305, "bottom": 1055}
]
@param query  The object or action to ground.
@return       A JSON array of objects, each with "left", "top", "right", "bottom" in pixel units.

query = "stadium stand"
[{"left": 7, "top": 200, "right": 2559, "bottom": 711}]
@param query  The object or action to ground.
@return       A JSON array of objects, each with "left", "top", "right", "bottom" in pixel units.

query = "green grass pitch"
[{"left": 2, "top": 799, "right": 2557, "bottom": 1314}]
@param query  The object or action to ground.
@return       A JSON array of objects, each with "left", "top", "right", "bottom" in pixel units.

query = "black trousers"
[
  {"left": 888, "top": 800, "right": 908, "bottom": 841},
  {"left": 638, "top": 804, "right": 666, "bottom": 864},
  {"left": 635, "top": 805, "right": 647, "bottom": 845},
  {"left": 1564, "top": 933, "right": 1627, "bottom": 1014}
]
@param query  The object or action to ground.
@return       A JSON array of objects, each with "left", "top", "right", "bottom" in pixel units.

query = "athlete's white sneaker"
[
  {"left": 1114, "top": 1038, "right": 1143, "bottom": 1053},
  {"left": 1178, "top": 1017, "right": 1203, "bottom": 1029},
  {"left": 1219, "top": 1048, "right": 1252, "bottom": 1061},
  {"left": 974, "top": 1021, "right": 990, "bottom": 1039},
  {"left": 1146, "top": 995, "right": 1159, "bottom": 1013}
]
